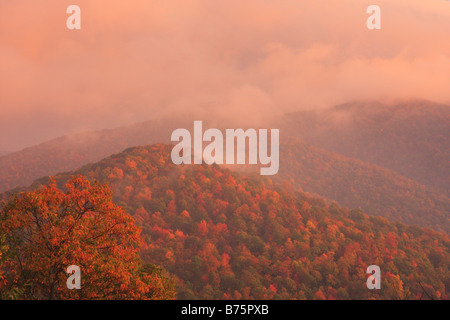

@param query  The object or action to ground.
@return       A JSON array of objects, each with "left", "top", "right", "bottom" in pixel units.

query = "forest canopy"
[{"left": 0, "top": 175, "right": 175, "bottom": 300}]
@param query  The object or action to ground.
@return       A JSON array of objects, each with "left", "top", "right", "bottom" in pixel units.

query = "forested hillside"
[
  {"left": 2, "top": 100, "right": 448, "bottom": 197},
  {"left": 0, "top": 175, "right": 175, "bottom": 300},
  {"left": 0, "top": 101, "right": 448, "bottom": 235},
  {"left": 276, "top": 138, "right": 450, "bottom": 233},
  {"left": 0, "top": 118, "right": 177, "bottom": 193},
  {"left": 280, "top": 100, "right": 450, "bottom": 196},
  {"left": 6, "top": 144, "right": 447, "bottom": 300}
]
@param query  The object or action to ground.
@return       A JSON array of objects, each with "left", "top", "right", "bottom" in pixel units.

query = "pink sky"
[{"left": 0, "top": 0, "right": 449, "bottom": 152}]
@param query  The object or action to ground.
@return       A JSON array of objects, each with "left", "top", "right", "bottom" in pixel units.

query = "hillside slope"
[
  {"left": 2, "top": 99, "right": 448, "bottom": 196},
  {"left": 1, "top": 129, "right": 448, "bottom": 233},
  {"left": 0, "top": 101, "right": 448, "bottom": 233},
  {"left": 276, "top": 138, "right": 450, "bottom": 233},
  {"left": 4, "top": 144, "right": 448, "bottom": 300},
  {"left": 279, "top": 100, "right": 450, "bottom": 196},
  {"left": 0, "top": 117, "right": 179, "bottom": 193}
]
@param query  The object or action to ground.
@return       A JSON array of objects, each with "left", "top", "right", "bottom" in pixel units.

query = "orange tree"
[{"left": 0, "top": 175, "right": 174, "bottom": 300}]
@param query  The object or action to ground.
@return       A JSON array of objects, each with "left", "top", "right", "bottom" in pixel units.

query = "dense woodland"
[
  {"left": 3, "top": 144, "right": 446, "bottom": 300},
  {"left": 276, "top": 138, "right": 449, "bottom": 233},
  {"left": 1, "top": 121, "right": 448, "bottom": 235},
  {"left": 0, "top": 119, "right": 176, "bottom": 193},
  {"left": 0, "top": 101, "right": 449, "bottom": 300},
  {"left": 0, "top": 101, "right": 448, "bottom": 201},
  {"left": 280, "top": 100, "right": 450, "bottom": 196},
  {"left": 0, "top": 176, "right": 175, "bottom": 300}
]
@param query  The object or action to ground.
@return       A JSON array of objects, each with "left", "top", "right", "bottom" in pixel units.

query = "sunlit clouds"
[{"left": 0, "top": 0, "right": 449, "bottom": 151}]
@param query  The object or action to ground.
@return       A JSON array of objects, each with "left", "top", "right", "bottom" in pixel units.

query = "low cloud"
[{"left": 0, "top": 0, "right": 449, "bottom": 151}]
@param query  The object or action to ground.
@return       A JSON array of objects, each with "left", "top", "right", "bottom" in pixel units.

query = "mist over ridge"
[{"left": 1, "top": 0, "right": 450, "bottom": 151}]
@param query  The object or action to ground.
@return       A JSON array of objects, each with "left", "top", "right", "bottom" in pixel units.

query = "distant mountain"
[
  {"left": 279, "top": 100, "right": 450, "bottom": 196},
  {"left": 2, "top": 100, "right": 448, "bottom": 196},
  {"left": 231, "top": 138, "right": 450, "bottom": 233},
  {"left": 277, "top": 138, "right": 449, "bottom": 233},
  {"left": 2, "top": 144, "right": 448, "bottom": 299},
  {"left": 0, "top": 101, "right": 448, "bottom": 233},
  {"left": 0, "top": 117, "right": 179, "bottom": 193}
]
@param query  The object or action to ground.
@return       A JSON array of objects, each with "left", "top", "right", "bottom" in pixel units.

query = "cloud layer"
[{"left": 0, "top": 0, "right": 449, "bottom": 151}]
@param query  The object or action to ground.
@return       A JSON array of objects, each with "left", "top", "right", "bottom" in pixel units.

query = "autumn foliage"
[
  {"left": 281, "top": 100, "right": 450, "bottom": 196},
  {"left": 276, "top": 138, "right": 450, "bottom": 233},
  {"left": 1, "top": 144, "right": 448, "bottom": 300},
  {"left": 24, "top": 144, "right": 447, "bottom": 300},
  {"left": 0, "top": 175, "right": 174, "bottom": 300}
]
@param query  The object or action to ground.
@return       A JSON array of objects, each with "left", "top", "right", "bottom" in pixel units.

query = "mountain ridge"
[
  {"left": 2, "top": 143, "right": 448, "bottom": 299},
  {"left": 279, "top": 100, "right": 450, "bottom": 196},
  {"left": 0, "top": 100, "right": 448, "bottom": 233}
]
